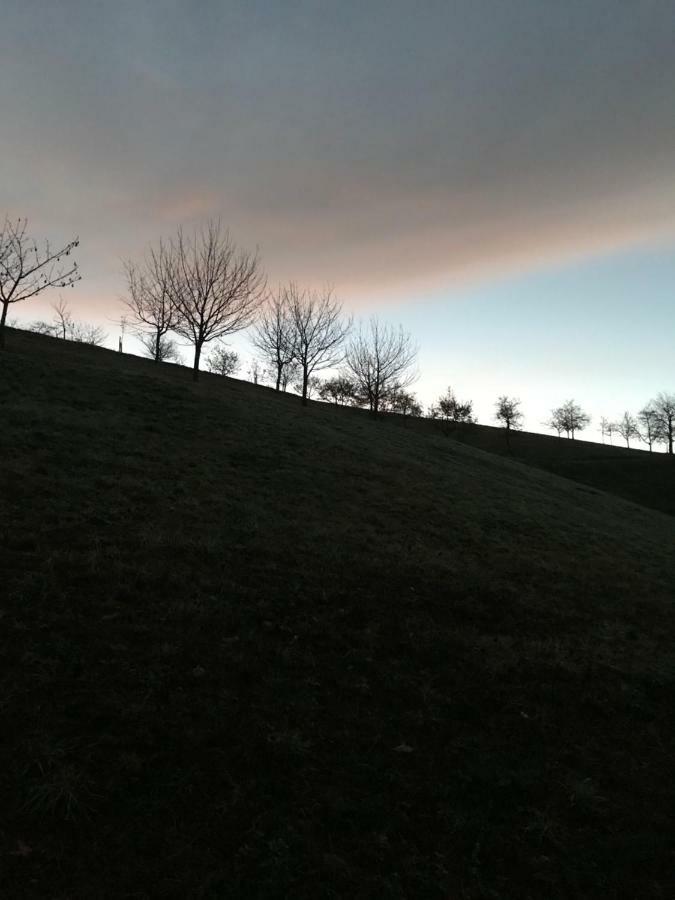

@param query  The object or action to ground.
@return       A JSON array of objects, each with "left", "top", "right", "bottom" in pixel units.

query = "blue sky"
[{"left": 389, "top": 236, "right": 675, "bottom": 432}]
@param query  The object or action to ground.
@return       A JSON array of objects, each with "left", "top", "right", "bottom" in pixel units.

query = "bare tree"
[
  {"left": 614, "top": 411, "right": 639, "bottom": 449},
  {"left": 637, "top": 404, "right": 663, "bottom": 453},
  {"left": 169, "top": 220, "right": 266, "bottom": 381},
  {"left": 548, "top": 400, "right": 590, "bottom": 440},
  {"left": 0, "top": 217, "right": 80, "bottom": 349},
  {"left": 207, "top": 345, "right": 240, "bottom": 377},
  {"left": 651, "top": 392, "right": 675, "bottom": 455},
  {"left": 292, "top": 374, "right": 323, "bottom": 399},
  {"left": 545, "top": 412, "right": 565, "bottom": 438},
  {"left": 432, "top": 386, "right": 475, "bottom": 423},
  {"left": 248, "top": 358, "right": 262, "bottom": 385},
  {"left": 123, "top": 241, "right": 180, "bottom": 363},
  {"left": 599, "top": 417, "right": 612, "bottom": 444},
  {"left": 52, "top": 296, "right": 74, "bottom": 339},
  {"left": 251, "top": 287, "right": 296, "bottom": 391},
  {"left": 72, "top": 322, "right": 107, "bottom": 346},
  {"left": 344, "top": 317, "right": 417, "bottom": 417},
  {"left": 385, "top": 387, "right": 422, "bottom": 417},
  {"left": 138, "top": 332, "right": 180, "bottom": 363},
  {"left": 495, "top": 396, "right": 523, "bottom": 431},
  {"left": 260, "top": 359, "right": 301, "bottom": 390},
  {"left": 318, "top": 375, "right": 358, "bottom": 406},
  {"left": 27, "top": 319, "right": 57, "bottom": 336},
  {"left": 40, "top": 297, "right": 106, "bottom": 345},
  {"left": 288, "top": 284, "right": 350, "bottom": 406},
  {"left": 495, "top": 396, "right": 523, "bottom": 449},
  {"left": 278, "top": 359, "right": 300, "bottom": 392}
]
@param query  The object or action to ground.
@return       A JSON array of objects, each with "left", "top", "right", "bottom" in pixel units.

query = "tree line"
[{"left": 2, "top": 214, "right": 674, "bottom": 452}]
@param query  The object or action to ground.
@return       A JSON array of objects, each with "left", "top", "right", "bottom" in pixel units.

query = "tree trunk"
[
  {"left": 193, "top": 342, "right": 203, "bottom": 382},
  {"left": 0, "top": 300, "right": 8, "bottom": 349},
  {"left": 301, "top": 365, "right": 308, "bottom": 406},
  {"left": 275, "top": 365, "right": 281, "bottom": 391},
  {"left": 154, "top": 329, "right": 161, "bottom": 363}
]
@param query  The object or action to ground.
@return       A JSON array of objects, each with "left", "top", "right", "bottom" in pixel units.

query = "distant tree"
[
  {"left": 207, "top": 345, "right": 240, "bottom": 377},
  {"left": 495, "top": 396, "right": 523, "bottom": 452},
  {"left": 318, "top": 374, "right": 358, "bottom": 405},
  {"left": 118, "top": 314, "right": 127, "bottom": 353},
  {"left": 614, "top": 411, "right": 639, "bottom": 449},
  {"left": 169, "top": 220, "right": 266, "bottom": 381},
  {"left": 27, "top": 319, "right": 57, "bottom": 336},
  {"left": 278, "top": 359, "right": 300, "bottom": 392},
  {"left": 123, "top": 240, "right": 180, "bottom": 363},
  {"left": 495, "top": 396, "right": 523, "bottom": 432},
  {"left": 344, "top": 317, "right": 417, "bottom": 417},
  {"left": 0, "top": 217, "right": 80, "bottom": 350},
  {"left": 548, "top": 400, "right": 590, "bottom": 440},
  {"left": 248, "top": 358, "right": 262, "bottom": 385},
  {"left": 138, "top": 332, "right": 180, "bottom": 363},
  {"left": 435, "top": 386, "right": 475, "bottom": 423},
  {"left": 650, "top": 392, "right": 675, "bottom": 455},
  {"left": 288, "top": 284, "right": 350, "bottom": 406},
  {"left": 33, "top": 298, "right": 106, "bottom": 346},
  {"left": 385, "top": 387, "right": 422, "bottom": 417},
  {"left": 637, "top": 404, "right": 663, "bottom": 453},
  {"left": 52, "top": 296, "right": 74, "bottom": 339},
  {"left": 292, "top": 374, "right": 322, "bottom": 399},
  {"left": 545, "top": 412, "right": 565, "bottom": 438},
  {"left": 70, "top": 322, "right": 107, "bottom": 346},
  {"left": 251, "top": 287, "right": 297, "bottom": 391}
]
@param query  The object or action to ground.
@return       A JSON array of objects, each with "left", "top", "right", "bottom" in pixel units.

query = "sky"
[{"left": 2, "top": 0, "right": 675, "bottom": 435}]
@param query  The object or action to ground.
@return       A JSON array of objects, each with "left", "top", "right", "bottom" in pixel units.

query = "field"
[{"left": 1, "top": 327, "right": 674, "bottom": 899}]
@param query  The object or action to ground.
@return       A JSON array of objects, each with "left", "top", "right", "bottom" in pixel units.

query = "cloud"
[{"left": 1, "top": 0, "right": 674, "bottom": 308}]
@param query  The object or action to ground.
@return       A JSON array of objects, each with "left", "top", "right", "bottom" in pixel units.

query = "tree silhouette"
[
  {"left": 123, "top": 240, "right": 180, "bottom": 363},
  {"left": 614, "top": 411, "right": 639, "bottom": 449},
  {"left": 138, "top": 333, "right": 180, "bottom": 363},
  {"left": 651, "top": 393, "right": 675, "bottom": 454},
  {"left": 432, "top": 386, "right": 475, "bottom": 423},
  {"left": 251, "top": 287, "right": 297, "bottom": 391},
  {"left": 30, "top": 297, "right": 106, "bottom": 345},
  {"left": 344, "top": 317, "right": 417, "bottom": 417},
  {"left": 52, "top": 296, "right": 74, "bottom": 339},
  {"left": 288, "top": 284, "right": 350, "bottom": 406},
  {"left": 169, "top": 220, "right": 266, "bottom": 381},
  {"left": 637, "top": 405, "right": 663, "bottom": 453},
  {"left": 318, "top": 375, "right": 358, "bottom": 405},
  {"left": 207, "top": 345, "right": 240, "bottom": 376},
  {"left": 0, "top": 217, "right": 80, "bottom": 349},
  {"left": 385, "top": 387, "right": 422, "bottom": 417},
  {"left": 495, "top": 396, "right": 523, "bottom": 431},
  {"left": 547, "top": 400, "right": 590, "bottom": 439},
  {"left": 495, "top": 396, "right": 523, "bottom": 450}
]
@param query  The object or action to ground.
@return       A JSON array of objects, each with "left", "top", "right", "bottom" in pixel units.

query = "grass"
[
  {"left": 1, "top": 326, "right": 674, "bottom": 898},
  {"left": 387, "top": 413, "right": 675, "bottom": 518}
]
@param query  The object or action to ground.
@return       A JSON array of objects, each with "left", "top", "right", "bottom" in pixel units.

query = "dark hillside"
[
  {"left": 1, "top": 328, "right": 674, "bottom": 899},
  {"left": 388, "top": 414, "right": 675, "bottom": 518}
]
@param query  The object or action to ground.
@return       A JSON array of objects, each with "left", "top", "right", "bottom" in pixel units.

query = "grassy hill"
[
  {"left": 1, "top": 327, "right": 674, "bottom": 899},
  {"left": 387, "top": 413, "right": 675, "bottom": 518}
]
